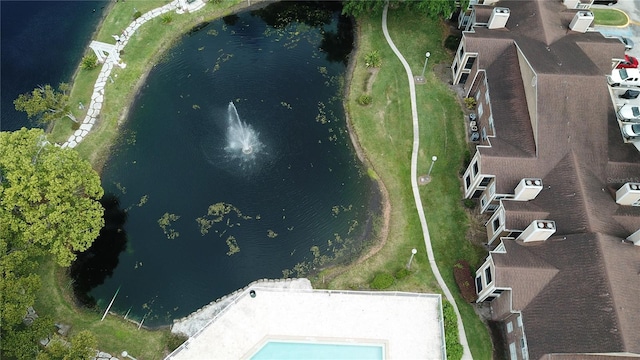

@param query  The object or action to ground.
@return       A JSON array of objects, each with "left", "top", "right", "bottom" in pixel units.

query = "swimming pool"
[{"left": 250, "top": 340, "right": 385, "bottom": 360}]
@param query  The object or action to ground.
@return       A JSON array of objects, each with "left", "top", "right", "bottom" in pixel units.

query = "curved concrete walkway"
[{"left": 380, "top": 4, "right": 472, "bottom": 359}]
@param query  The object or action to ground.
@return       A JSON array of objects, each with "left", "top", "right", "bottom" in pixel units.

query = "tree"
[
  {"left": 35, "top": 330, "right": 97, "bottom": 360},
  {"left": 342, "top": 0, "right": 467, "bottom": 19},
  {"left": 14, "top": 83, "right": 78, "bottom": 124},
  {"left": 80, "top": 53, "right": 98, "bottom": 70},
  {"left": 0, "top": 128, "right": 105, "bottom": 267},
  {"left": 0, "top": 315, "right": 54, "bottom": 360}
]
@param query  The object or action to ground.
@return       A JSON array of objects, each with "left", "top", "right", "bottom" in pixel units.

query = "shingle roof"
[
  {"left": 495, "top": 234, "right": 640, "bottom": 359},
  {"left": 464, "top": 0, "right": 640, "bottom": 357}
]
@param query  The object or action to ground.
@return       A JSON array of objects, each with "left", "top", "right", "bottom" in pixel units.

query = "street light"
[
  {"left": 427, "top": 155, "right": 438, "bottom": 177},
  {"left": 121, "top": 351, "right": 137, "bottom": 360},
  {"left": 407, "top": 248, "right": 417, "bottom": 269},
  {"left": 421, "top": 52, "right": 431, "bottom": 78}
]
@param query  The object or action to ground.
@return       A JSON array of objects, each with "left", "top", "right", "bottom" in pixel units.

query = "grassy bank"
[
  {"left": 36, "top": 258, "right": 170, "bottom": 358},
  {"left": 316, "top": 8, "right": 492, "bottom": 359}
]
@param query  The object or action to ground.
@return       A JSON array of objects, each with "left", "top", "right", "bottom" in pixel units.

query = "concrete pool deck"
[{"left": 166, "top": 285, "right": 446, "bottom": 359}]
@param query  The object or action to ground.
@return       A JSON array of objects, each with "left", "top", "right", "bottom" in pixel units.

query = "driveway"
[{"left": 593, "top": 2, "right": 640, "bottom": 59}]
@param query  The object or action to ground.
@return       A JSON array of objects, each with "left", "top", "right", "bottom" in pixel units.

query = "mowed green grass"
[
  {"left": 318, "top": 7, "right": 492, "bottom": 360},
  {"left": 592, "top": 8, "right": 628, "bottom": 26},
  {"left": 35, "top": 258, "right": 170, "bottom": 359}
]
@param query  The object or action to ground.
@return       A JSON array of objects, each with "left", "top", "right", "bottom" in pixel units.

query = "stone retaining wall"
[{"left": 171, "top": 278, "right": 312, "bottom": 337}]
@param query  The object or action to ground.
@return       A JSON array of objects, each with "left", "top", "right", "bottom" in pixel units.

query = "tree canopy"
[
  {"left": 342, "top": 0, "right": 467, "bottom": 20},
  {"left": 14, "top": 83, "right": 78, "bottom": 124},
  {"left": 0, "top": 128, "right": 104, "bottom": 267}
]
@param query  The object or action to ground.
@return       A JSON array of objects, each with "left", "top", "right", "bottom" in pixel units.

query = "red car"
[{"left": 617, "top": 55, "right": 639, "bottom": 69}]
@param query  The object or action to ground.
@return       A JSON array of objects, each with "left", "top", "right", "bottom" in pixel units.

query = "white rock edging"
[{"left": 62, "top": 0, "right": 205, "bottom": 149}]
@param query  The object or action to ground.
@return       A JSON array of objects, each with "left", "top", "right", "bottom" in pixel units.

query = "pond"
[{"left": 71, "top": 2, "right": 380, "bottom": 327}]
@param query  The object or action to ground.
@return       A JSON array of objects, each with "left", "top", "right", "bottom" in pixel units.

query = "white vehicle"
[
  {"left": 622, "top": 123, "right": 640, "bottom": 138},
  {"left": 608, "top": 68, "right": 640, "bottom": 87},
  {"left": 618, "top": 104, "right": 640, "bottom": 122}
]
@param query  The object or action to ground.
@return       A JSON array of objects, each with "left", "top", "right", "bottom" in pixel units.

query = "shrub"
[
  {"left": 81, "top": 53, "right": 98, "bottom": 70},
  {"left": 463, "top": 199, "right": 476, "bottom": 209},
  {"left": 357, "top": 94, "right": 372, "bottom": 106},
  {"left": 443, "top": 301, "right": 463, "bottom": 360},
  {"left": 133, "top": 10, "right": 142, "bottom": 20},
  {"left": 453, "top": 260, "right": 477, "bottom": 302},
  {"left": 370, "top": 272, "right": 394, "bottom": 289},
  {"left": 160, "top": 13, "right": 173, "bottom": 24},
  {"left": 364, "top": 50, "right": 381, "bottom": 68},
  {"left": 464, "top": 97, "right": 477, "bottom": 110},
  {"left": 444, "top": 34, "right": 462, "bottom": 51},
  {"left": 395, "top": 267, "right": 411, "bottom": 280}
]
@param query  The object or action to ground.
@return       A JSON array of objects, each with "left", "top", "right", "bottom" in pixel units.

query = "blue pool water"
[{"left": 251, "top": 341, "right": 384, "bottom": 360}]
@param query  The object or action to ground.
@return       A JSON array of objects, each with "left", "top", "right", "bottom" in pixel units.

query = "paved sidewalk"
[{"left": 380, "top": 4, "right": 472, "bottom": 360}]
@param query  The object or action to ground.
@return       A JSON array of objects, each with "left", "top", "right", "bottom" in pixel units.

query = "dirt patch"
[
  {"left": 453, "top": 259, "right": 477, "bottom": 302},
  {"left": 364, "top": 67, "right": 379, "bottom": 94},
  {"left": 465, "top": 207, "right": 489, "bottom": 247}
]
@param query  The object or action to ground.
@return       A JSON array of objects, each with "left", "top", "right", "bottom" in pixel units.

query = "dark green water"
[{"left": 72, "top": 3, "right": 378, "bottom": 327}]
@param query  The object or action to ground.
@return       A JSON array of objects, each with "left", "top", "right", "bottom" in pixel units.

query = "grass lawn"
[
  {"left": 36, "top": 258, "right": 171, "bottom": 359},
  {"left": 316, "top": 7, "right": 492, "bottom": 360},
  {"left": 592, "top": 8, "right": 628, "bottom": 26}
]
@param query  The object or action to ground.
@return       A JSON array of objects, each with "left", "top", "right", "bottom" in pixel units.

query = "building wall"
[{"left": 515, "top": 45, "right": 539, "bottom": 148}]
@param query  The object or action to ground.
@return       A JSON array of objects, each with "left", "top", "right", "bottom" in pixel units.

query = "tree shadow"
[{"left": 69, "top": 193, "right": 127, "bottom": 308}]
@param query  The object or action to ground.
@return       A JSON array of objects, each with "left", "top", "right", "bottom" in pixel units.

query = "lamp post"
[
  {"left": 407, "top": 248, "right": 417, "bottom": 269},
  {"left": 121, "top": 351, "right": 137, "bottom": 360},
  {"left": 421, "top": 52, "right": 431, "bottom": 78},
  {"left": 427, "top": 155, "right": 438, "bottom": 177}
]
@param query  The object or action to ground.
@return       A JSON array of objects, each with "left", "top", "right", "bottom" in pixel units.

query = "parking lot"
[{"left": 593, "top": 1, "right": 640, "bottom": 59}]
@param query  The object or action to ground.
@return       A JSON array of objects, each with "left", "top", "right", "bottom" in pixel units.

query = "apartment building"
[{"left": 452, "top": 1, "right": 640, "bottom": 359}]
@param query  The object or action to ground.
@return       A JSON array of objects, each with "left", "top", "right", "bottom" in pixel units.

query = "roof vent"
[
  {"left": 569, "top": 11, "right": 594, "bottom": 33},
  {"left": 517, "top": 220, "right": 556, "bottom": 243},
  {"left": 488, "top": 7, "right": 510, "bottom": 29},
  {"left": 513, "top": 178, "right": 543, "bottom": 201},
  {"left": 616, "top": 182, "right": 640, "bottom": 206},
  {"left": 627, "top": 228, "right": 640, "bottom": 246}
]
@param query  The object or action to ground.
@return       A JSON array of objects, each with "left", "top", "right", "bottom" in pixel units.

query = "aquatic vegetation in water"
[
  {"left": 226, "top": 236, "right": 240, "bottom": 255},
  {"left": 280, "top": 101, "right": 292, "bottom": 109},
  {"left": 137, "top": 195, "right": 149, "bottom": 207},
  {"left": 113, "top": 182, "right": 127, "bottom": 195},
  {"left": 196, "top": 202, "right": 252, "bottom": 235},
  {"left": 158, "top": 212, "right": 180, "bottom": 239},
  {"left": 316, "top": 101, "right": 328, "bottom": 124}
]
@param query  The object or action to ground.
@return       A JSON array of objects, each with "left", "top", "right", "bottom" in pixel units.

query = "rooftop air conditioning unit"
[
  {"left": 517, "top": 220, "right": 556, "bottom": 243},
  {"left": 569, "top": 11, "right": 594, "bottom": 33},
  {"left": 627, "top": 229, "right": 640, "bottom": 246},
  {"left": 562, "top": 0, "right": 580, "bottom": 9},
  {"left": 488, "top": 7, "right": 510, "bottom": 29},
  {"left": 616, "top": 182, "right": 640, "bottom": 206},
  {"left": 513, "top": 178, "right": 543, "bottom": 201}
]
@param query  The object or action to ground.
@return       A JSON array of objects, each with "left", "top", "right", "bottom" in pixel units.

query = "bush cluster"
[
  {"left": 357, "top": 94, "right": 372, "bottom": 106},
  {"left": 443, "top": 301, "right": 464, "bottom": 360},
  {"left": 364, "top": 50, "right": 381, "bottom": 68},
  {"left": 370, "top": 272, "right": 394, "bottom": 289}
]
